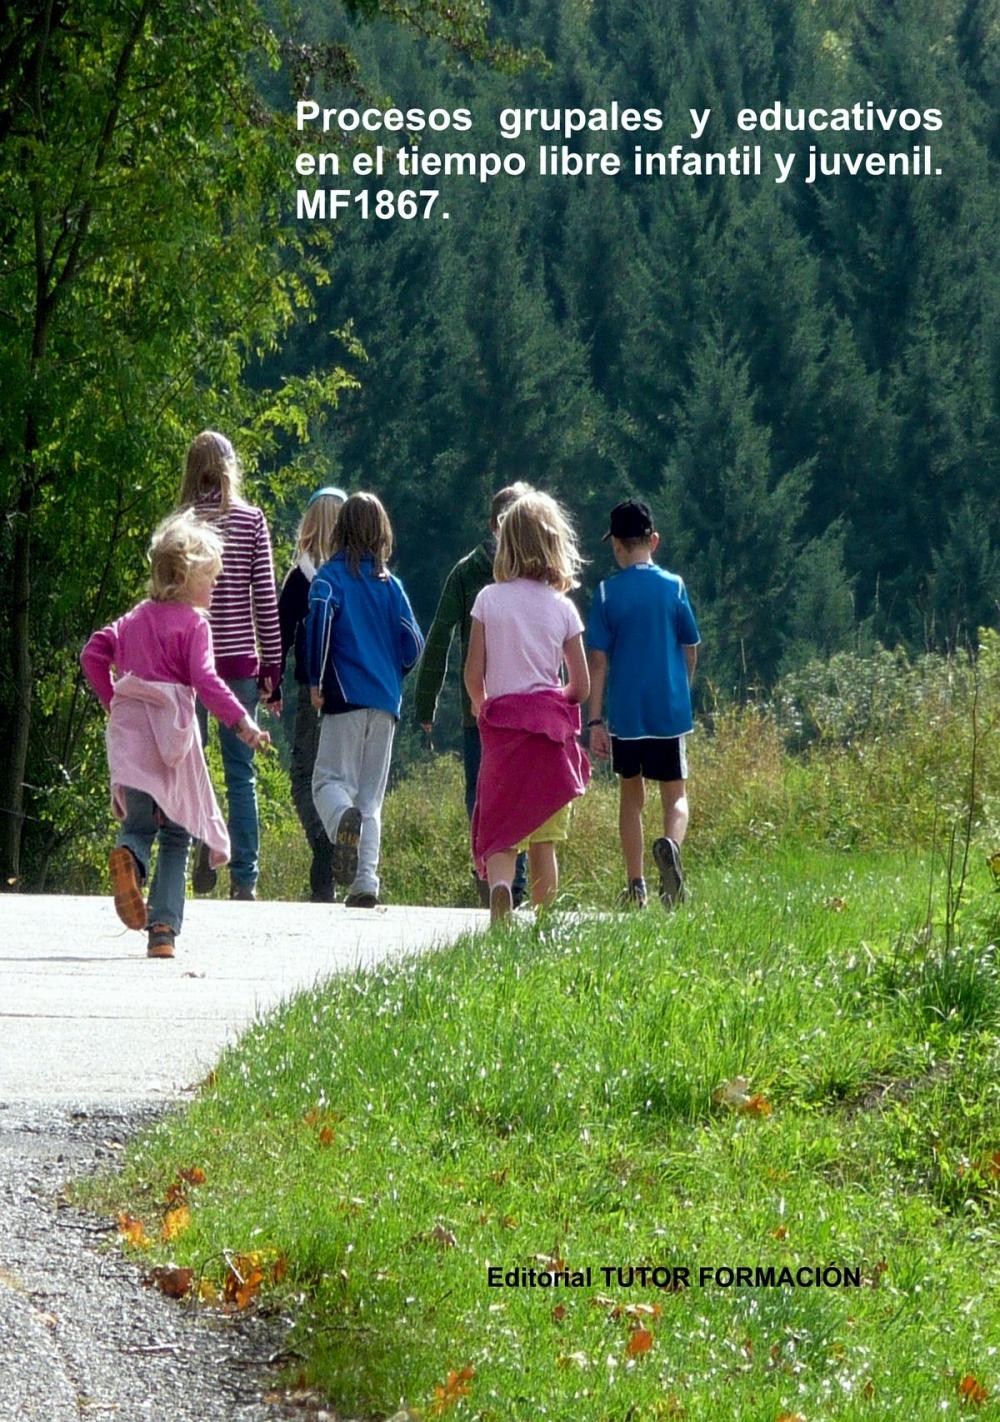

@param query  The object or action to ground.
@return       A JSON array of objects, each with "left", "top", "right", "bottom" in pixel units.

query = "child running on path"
[
  {"left": 179, "top": 430, "right": 282, "bottom": 902},
  {"left": 586, "top": 499, "right": 700, "bottom": 909},
  {"left": 271, "top": 485, "right": 346, "bottom": 902},
  {"left": 306, "top": 493, "right": 424, "bottom": 907},
  {"left": 464, "top": 491, "right": 590, "bottom": 924},
  {"left": 81, "top": 511, "right": 271, "bottom": 958}
]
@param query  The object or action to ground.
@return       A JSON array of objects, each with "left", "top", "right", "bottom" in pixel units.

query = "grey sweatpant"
[{"left": 312, "top": 708, "right": 395, "bottom": 896}]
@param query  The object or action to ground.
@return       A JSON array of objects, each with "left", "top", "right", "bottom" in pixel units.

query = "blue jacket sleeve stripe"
[{"left": 306, "top": 577, "right": 334, "bottom": 687}]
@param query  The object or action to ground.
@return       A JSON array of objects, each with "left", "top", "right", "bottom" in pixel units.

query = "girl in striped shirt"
[{"left": 179, "top": 431, "right": 281, "bottom": 900}]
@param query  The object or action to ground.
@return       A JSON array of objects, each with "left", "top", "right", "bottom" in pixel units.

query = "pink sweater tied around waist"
[
  {"left": 107, "top": 674, "right": 230, "bottom": 867},
  {"left": 471, "top": 688, "right": 590, "bottom": 877}
]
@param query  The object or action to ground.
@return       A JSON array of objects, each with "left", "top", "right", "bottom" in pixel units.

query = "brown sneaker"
[
  {"left": 344, "top": 891, "right": 378, "bottom": 908},
  {"left": 489, "top": 883, "right": 513, "bottom": 926},
  {"left": 146, "top": 923, "right": 175, "bottom": 959},
  {"left": 109, "top": 846, "right": 146, "bottom": 930}
]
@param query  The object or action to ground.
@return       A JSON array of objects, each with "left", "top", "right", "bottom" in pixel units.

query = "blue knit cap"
[{"left": 307, "top": 485, "right": 347, "bottom": 507}]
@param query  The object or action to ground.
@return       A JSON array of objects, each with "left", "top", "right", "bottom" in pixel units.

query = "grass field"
[{"left": 93, "top": 846, "right": 1000, "bottom": 1421}]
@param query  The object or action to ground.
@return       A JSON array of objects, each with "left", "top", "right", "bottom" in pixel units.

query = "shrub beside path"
[{"left": 0, "top": 895, "right": 484, "bottom": 1420}]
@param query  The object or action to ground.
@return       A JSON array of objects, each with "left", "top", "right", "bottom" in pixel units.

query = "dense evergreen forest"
[
  {"left": 288, "top": 0, "right": 1000, "bottom": 685},
  {"left": 2, "top": 0, "right": 998, "bottom": 886}
]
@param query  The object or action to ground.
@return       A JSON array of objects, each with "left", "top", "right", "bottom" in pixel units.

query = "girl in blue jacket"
[{"left": 306, "top": 493, "right": 424, "bottom": 907}]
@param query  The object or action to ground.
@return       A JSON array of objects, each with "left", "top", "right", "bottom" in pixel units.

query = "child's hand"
[
  {"left": 310, "top": 686, "right": 323, "bottom": 712},
  {"left": 235, "top": 715, "right": 272, "bottom": 752},
  {"left": 589, "top": 723, "right": 611, "bottom": 761}
]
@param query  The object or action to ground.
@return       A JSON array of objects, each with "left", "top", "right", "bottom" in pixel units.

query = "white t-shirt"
[{"left": 471, "top": 578, "right": 584, "bottom": 700}]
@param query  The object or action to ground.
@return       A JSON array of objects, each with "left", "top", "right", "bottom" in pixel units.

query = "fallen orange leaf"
[
  {"left": 958, "top": 1375, "right": 990, "bottom": 1406},
  {"left": 626, "top": 1327, "right": 654, "bottom": 1358},
  {"left": 117, "top": 1213, "right": 150, "bottom": 1249},
  {"left": 772, "top": 1225, "right": 788, "bottom": 1240},
  {"left": 714, "top": 1077, "right": 773, "bottom": 1115},
  {"left": 776, "top": 1414, "right": 807, "bottom": 1422},
  {"left": 223, "top": 1254, "right": 265, "bottom": 1310},
  {"left": 430, "top": 1364, "right": 475, "bottom": 1415},
  {"left": 318, "top": 1125, "right": 335, "bottom": 1146},
  {"left": 178, "top": 1166, "right": 206, "bottom": 1186},
  {"left": 161, "top": 1204, "right": 191, "bottom": 1242},
  {"left": 552, "top": 1303, "right": 566, "bottom": 1322}
]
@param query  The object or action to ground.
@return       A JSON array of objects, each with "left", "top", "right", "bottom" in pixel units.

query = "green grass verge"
[{"left": 92, "top": 849, "right": 1000, "bottom": 1420}]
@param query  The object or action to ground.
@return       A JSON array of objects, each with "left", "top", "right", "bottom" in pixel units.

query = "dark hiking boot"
[{"left": 332, "top": 807, "right": 362, "bottom": 886}]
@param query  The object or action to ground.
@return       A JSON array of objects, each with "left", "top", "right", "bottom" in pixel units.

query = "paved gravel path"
[{"left": 0, "top": 896, "right": 485, "bottom": 1420}]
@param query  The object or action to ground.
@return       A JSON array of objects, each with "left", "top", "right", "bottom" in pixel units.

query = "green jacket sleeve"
[{"left": 413, "top": 563, "right": 463, "bottom": 723}]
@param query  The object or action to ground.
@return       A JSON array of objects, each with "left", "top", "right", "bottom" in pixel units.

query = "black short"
[{"left": 611, "top": 735, "right": 687, "bottom": 782}]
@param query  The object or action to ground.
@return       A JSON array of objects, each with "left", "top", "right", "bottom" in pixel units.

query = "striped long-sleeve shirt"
[{"left": 194, "top": 496, "right": 282, "bottom": 687}]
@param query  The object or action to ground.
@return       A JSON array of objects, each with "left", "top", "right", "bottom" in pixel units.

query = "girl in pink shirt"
[
  {"left": 464, "top": 491, "right": 590, "bottom": 924},
  {"left": 81, "top": 511, "right": 270, "bottom": 958}
]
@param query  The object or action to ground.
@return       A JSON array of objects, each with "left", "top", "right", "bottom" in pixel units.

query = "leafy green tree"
[{"left": 0, "top": 0, "right": 513, "bottom": 887}]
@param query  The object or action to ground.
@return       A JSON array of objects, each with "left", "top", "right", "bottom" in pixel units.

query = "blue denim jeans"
[
  {"left": 197, "top": 677, "right": 259, "bottom": 890},
  {"left": 462, "top": 725, "right": 527, "bottom": 898},
  {"left": 117, "top": 788, "right": 190, "bottom": 934}
]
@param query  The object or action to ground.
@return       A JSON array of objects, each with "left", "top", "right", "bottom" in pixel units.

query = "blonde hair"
[
  {"left": 334, "top": 492, "right": 393, "bottom": 577},
  {"left": 490, "top": 481, "right": 532, "bottom": 529},
  {"left": 296, "top": 491, "right": 344, "bottom": 567},
  {"left": 493, "top": 491, "right": 582, "bottom": 593},
  {"left": 148, "top": 509, "right": 224, "bottom": 603},
  {"left": 178, "top": 430, "right": 243, "bottom": 511}
]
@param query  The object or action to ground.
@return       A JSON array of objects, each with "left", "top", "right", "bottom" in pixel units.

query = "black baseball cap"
[{"left": 602, "top": 498, "right": 654, "bottom": 541}]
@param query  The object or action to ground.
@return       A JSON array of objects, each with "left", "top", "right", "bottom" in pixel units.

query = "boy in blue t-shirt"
[{"left": 586, "top": 499, "right": 700, "bottom": 909}]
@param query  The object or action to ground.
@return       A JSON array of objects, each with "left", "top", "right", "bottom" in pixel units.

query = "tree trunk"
[{"left": 0, "top": 470, "right": 35, "bottom": 888}]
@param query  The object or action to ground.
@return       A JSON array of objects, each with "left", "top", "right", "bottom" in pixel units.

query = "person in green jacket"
[{"left": 415, "top": 483, "right": 530, "bottom": 906}]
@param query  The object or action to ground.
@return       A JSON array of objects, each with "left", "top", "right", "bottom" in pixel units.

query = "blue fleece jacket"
[{"left": 306, "top": 552, "right": 424, "bottom": 719}]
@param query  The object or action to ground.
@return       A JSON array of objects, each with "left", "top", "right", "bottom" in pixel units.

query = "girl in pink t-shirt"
[{"left": 464, "top": 491, "right": 590, "bottom": 924}]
